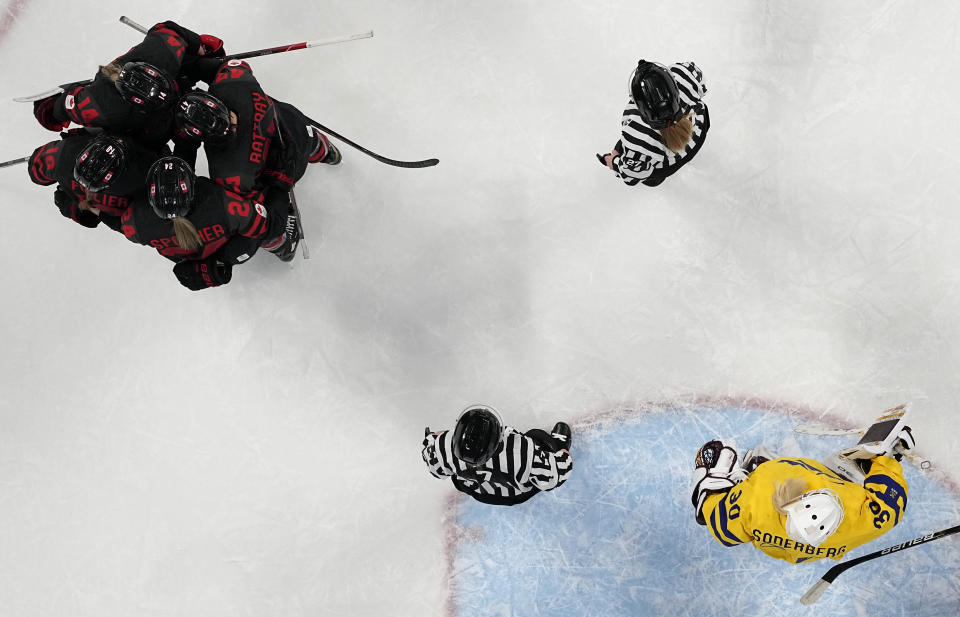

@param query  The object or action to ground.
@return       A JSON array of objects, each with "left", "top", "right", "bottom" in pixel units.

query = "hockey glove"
[
  {"left": 691, "top": 440, "right": 746, "bottom": 525},
  {"left": 199, "top": 34, "right": 225, "bottom": 56},
  {"left": 54, "top": 188, "right": 99, "bottom": 228},
  {"left": 173, "top": 257, "right": 233, "bottom": 291},
  {"left": 892, "top": 426, "right": 915, "bottom": 462},
  {"left": 33, "top": 95, "right": 68, "bottom": 132}
]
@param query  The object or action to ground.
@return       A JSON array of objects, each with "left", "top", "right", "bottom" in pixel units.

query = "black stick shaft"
[
  {"left": 303, "top": 114, "right": 438, "bottom": 168},
  {"left": 801, "top": 523, "right": 960, "bottom": 605},
  {"left": 821, "top": 524, "right": 960, "bottom": 583}
]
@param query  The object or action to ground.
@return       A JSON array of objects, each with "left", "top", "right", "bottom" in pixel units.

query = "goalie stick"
[{"left": 800, "top": 523, "right": 960, "bottom": 605}]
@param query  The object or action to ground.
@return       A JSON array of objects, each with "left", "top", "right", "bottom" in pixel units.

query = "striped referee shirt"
[
  {"left": 612, "top": 61, "right": 709, "bottom": 186},
  {"left": 422, "top": 427, "right": 573, "bottom": 500}
]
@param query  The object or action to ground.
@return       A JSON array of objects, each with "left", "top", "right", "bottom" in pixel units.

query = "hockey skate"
[
  {"left": 268, "top": 209, "right": 302, "bottom": 262},
  {"left": 551, "top": 422, "right": 572, "bottom": 449},
  {"left": 308, "top": 128, "right": 342, "bottom": 165}
]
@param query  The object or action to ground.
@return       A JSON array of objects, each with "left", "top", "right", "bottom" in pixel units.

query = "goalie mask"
[
  {"left": 452, "top": 405, "right": 503, "bottom": 467},
  {"left": 629, "top": 60, "right": 683, "bottom": 130},
  {"left": 782, "top": 488, "right": 845, "bottom": 547}
]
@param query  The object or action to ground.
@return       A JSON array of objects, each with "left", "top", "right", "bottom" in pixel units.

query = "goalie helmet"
[
  {"left": 175, "top": 91, "right": 232, "bottom": 141},
  {"left": 115, "top": 62, "right": 174, "bottom": 111},
  {"left": 629, "top": 60, "right": 683, "bottom": 130},
  {"left": 452, "top": 405, "right": 503, "bottom": 467},
  {"left": 73, "top": 134, "right": 128, "bottom": 191},
  {"left": 782, "top": 488, "right": 845, "bottom": 547},
  {"left": 147, "top": 156, "right": 195, "bottom": 219}
]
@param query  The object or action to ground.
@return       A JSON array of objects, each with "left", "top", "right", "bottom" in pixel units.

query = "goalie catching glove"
[{"left": 691, "top": 440, "right": 747, "bottom": 525}]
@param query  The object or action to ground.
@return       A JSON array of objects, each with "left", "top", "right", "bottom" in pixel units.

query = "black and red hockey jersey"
[
  {"left": 261, "top": 100, "right": 315, "bottom": 189},
  {"left": 202, "top": 60, "right": 276, "bottom": 197},
  {"left": 118, "top": 177, "right": 275, "bottom": 262},
  {"left": 28, "top": 130, "right": 162, "bottom": 218},
  {"left": 49, "top": 22, "right": 196, "bottom": 148}
]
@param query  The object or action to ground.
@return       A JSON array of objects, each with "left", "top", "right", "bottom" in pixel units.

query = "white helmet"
[{"left": 782, "top": 488, "right": 844, "bottom": 547}]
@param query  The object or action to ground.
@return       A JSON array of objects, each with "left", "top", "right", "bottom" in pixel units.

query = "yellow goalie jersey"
[{"left": 701, "top": 456, "right": 908, "bottom": 564}]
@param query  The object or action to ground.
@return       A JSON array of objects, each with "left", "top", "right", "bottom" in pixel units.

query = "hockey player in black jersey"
[
  {"left": 31, "top": 21, "right": 223, "bottom": 150},
  {"left": 598, "top": 60, "right": 710, "bottom": 187},
  {"left": 116, "top": 156, "right": 297, "bottom": 290},
  {"left": 422, "top": 405, "right": 573, "bottom": 506},
  {"left": 28, "top": 129, "right": 165, "bottom": 230},
  {"left": 173, "top": 61, "right": 341, "bottom": 197},
  {"left": 260, "top": 100, "right": 342, "bottom": 189},
  {"left": 172, "top": 59, "right": 275, "bottom": 197}
]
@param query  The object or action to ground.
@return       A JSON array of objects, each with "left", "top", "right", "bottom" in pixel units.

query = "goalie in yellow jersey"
[{"left": 690, "top": 418, "right": 915, "bottom": 564}]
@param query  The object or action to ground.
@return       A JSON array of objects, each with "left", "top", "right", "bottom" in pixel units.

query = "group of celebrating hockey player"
[
  {"left": 16, "top": 15, "right": 923, "bottom": 583},
  {"left": 27, "top": 20, "right": 341, "bottom": 290}
]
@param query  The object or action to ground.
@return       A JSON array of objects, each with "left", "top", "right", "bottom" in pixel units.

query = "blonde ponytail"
[
  {"left": 772, "top": 478, "right": 808, "bottom": 515},
  {"left": 99, "top": 63, "right": 122, "bottom": 82},
  {"left": 172, "top": 217, "right": 202, "bottom": 252},
  {"left": 661, "top": 112, "right": 695, "bottom": 153}
]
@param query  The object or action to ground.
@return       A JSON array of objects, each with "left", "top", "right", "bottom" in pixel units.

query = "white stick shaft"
[
  {"left": 119, "top": 16, "right": 148, "bottom": 34},
  {"left": 304, "top": 31, "right": 374, "bottom": 48}
]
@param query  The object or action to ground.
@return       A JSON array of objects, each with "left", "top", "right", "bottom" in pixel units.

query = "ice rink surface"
[{"left": 1, "top": 1, "right": 959, "bottom": 616}]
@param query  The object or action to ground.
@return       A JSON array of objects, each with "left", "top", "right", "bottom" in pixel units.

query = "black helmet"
[
  {"left": 175, "top": 91, "right": 231, "bottom": 141},
  {"left": 147, "top": 157, "right": 195, "bottom": 219},
  {"left": 630, "top": 61, "right": 682, "bottom": 130},
  {"left": 73, "top": 134, "right": 127, "bottom": 191},
  {"left": 452, "top": 405, "right": 503, "bottom": 466},
  {"left": 115, "top": 62, "right": 174, "bottom": 111}
]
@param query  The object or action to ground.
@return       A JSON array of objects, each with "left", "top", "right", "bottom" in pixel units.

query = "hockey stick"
[
  {"left": 120, "top": 16, "right": 373, "bottom": 61},
  {"left": 13, "top": 80, "right": 92, "bottom": 103},
  {"left": 118, "top": 15, "right": 148, "bottom": 33},
  {"left": 303, "top": 114, "right": 439, "bottom": 168},
  {"left": 0, "top": 156, "right": 29, "bottom": 169},
  {"left": 800, "top": 524, "right": 960, "bottom": 605},
  {"left": 12, "top": 18, "right": 145, "bottom": 102},
  {"left": 14, "top": 22, "right": 373, "bottom": 102}
]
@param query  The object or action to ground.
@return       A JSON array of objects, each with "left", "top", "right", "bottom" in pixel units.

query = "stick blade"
[{"left": 800, "top": 579, "right": 831, "bottom": 605}]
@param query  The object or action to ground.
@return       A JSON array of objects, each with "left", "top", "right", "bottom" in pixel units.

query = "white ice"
[{"left": 1, "top": 1, "right": 959, "bottom": 616}]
